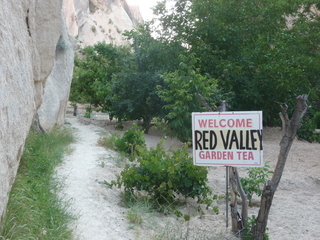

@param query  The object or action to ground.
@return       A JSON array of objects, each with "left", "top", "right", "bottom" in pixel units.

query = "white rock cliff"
[
  {"left": 0, "top": 0, "right": 65, "bottom": 223},
  {"left": 37, "top": 11, "right": 76, "bottom": 131},
  {"left": 0, "top": 0, "right": 142, "bottom": 226},
  {"left": 63, "top": 0, "right": 143, "bottom": 46}
]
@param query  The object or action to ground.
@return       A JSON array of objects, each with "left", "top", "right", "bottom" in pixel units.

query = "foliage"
[
  {"left": 313, "top": 112, "right": 320, "bottom": 129},
  {"left": 155, "top": 0, "right": 320, "bottom": 126},
  {"left": 157, "top": 53, "right": 217, "bottom": 143},
  {"left": 111, "top": 71, "right": 166, "bottom": 133},
  {"left": 242, "top": 215, "right": 269, "bottom": 240},
  {"left": 110, "top": 141, "right": 213, "bottom": 215},
  {"left": 0, "top": 126, "right": 75, "bottom": 239},
  {"left": 240, "top": 162, "right": 273, "bottom": 205},
  {"left": 70, "top": 42, "right": 130, "bottom": 112},
  {"left": 114, "top": 123, "right": 146, "bottom": 155},
  {"left": 111, "top": 24, "right": 185, "bottom": 133},
  {"left": 297, "top": 117, "right": 320, "bottom": 143},
  {"left": 84, "top": 105, "right": 93, "bottom": 118},
  {"left": 297, "top": 88, "right": 320, "bottom": 142}
]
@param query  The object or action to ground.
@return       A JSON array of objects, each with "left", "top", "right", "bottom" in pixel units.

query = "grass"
[
  {"left": 98, "top": 132, "right": 120, "bottom": 151},
  {"left": 0, "top": 125, "right": 76, "bottom": 240}
]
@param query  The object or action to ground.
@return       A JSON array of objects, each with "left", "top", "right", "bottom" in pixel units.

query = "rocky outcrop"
[
  {"left": 63, "top": 0, "right": 143, "bottom": 47},
  {"left": 37, "top": 11, "right": 76, "bottom": 131},
  {"left": 0, "top": 0, "right": 65, "bottom": 223}
]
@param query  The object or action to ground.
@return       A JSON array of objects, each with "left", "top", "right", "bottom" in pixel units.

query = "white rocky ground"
[{"left": 57, "top": 112, "right": 320, "bottom": 240}]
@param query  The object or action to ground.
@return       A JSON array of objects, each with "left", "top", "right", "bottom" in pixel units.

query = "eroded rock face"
[
  {"left": 0, "top": 0, "right": 63, "bottom": 223},
  {"left": 38, "top": 10, "right": 76, "bottom": 131},
  {"left": 63, "top": 0, "right": 143, "bottom": 46}
]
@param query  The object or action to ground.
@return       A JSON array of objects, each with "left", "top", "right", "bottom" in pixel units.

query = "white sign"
[{"left": 192, "top": 111, "right": 263, "bottom": 167}]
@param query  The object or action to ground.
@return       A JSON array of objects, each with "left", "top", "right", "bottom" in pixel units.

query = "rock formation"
[
  {"left": 37, "top": 11, "right": 76, "bottom": 131},
  {"left": 0, "top": 0, "right": 143, "bottom": 227},
  {"left": 63, "top": 0, "right": 144, "bottom": 47},
  {"left": 0, "top": 0, "right": 66, "bottom": 224}
]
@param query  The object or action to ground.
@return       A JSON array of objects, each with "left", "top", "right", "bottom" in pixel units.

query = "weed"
[
  {"left": 98, "top": 161, "right": 105, "bottom": 168},
  {"left": 0, "top": 126, "right": 75, "bottom": 240},
  {"left": 126, "top": 207, "right": 144, "bottom": 226},
  {"left": 98, "top": 132, "right": 120, "bottom": 150}
]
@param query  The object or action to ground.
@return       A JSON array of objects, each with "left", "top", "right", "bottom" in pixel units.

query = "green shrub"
[
  {"left": 297, "top": 117, "right": 320, "bottom": 143},
  {"left": 240, "top": 162, "right": 273, "bottom": 206},
  {"left": 110, "top": 141, "right": 212, "bottom": 214},
  {"left": 114, "top": 123, "right": 146, "bottom": 154}
]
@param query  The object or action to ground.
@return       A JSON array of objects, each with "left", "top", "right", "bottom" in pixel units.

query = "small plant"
[
  {"left": 242, "top": 215, "right": 269, "bottom": 240},
  {"left": 98, "top": 161, "right": 105, "bottom": 168},
  {"left": 127, "top": 207, "right": 143, "bottom": 225},
  {"left": 240, "top": 162, "right": 273, "bottom": 206},
  {"left": 84, "top": 105, "right": 93, "bottom": 118},
  {"left": 98, "top": 133, "right": 120, "bottom": 150},
  {"left": 115, "top": 122, "right": 124, "bottom": 131},
  {"left": 114, "top": 123, "right": 146, "bottom": 155},
  {"left": 91, "top": 25, "right": 96, "bottom": 33},
  {"left": 106, "top": 141, "right": 213, "bottom": 217}
]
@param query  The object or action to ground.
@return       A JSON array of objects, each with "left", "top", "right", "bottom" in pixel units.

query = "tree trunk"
[
  {"left": 252, "top": 95, "right": 309, "bottom": 239},
  {"left": 229, "top": 167, "right": 248, "bottom": 234}
]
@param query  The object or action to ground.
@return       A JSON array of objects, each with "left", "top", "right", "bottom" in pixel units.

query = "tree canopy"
[{"left": 155, "top": 0, "right": 320, "bottom": 125}]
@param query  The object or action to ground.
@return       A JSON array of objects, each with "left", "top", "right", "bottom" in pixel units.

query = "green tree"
[
  {"left": 157, "top": 53, "right": 217, "bottom": 143},
  {"left": 110, "top": 24, "right": 184, "bottom": 133},
  {"left": 155, "top": 0, "right": 320, "bottom": 125},
  {"left": 70, "top": 42, "right": 130, "bottom": 112}
]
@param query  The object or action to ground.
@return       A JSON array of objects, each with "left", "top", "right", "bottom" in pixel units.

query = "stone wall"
[{"left": 0, "top": 0, "right": 63, "bottom": 223}]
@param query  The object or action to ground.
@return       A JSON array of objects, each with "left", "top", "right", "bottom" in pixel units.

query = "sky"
[{"left": 126, "top": 0, "right": 159, "bottom": 21}]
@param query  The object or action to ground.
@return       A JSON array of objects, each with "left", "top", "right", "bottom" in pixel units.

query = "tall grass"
[{"left": 0, "top": 125, "right": 75, "bottom": 240}]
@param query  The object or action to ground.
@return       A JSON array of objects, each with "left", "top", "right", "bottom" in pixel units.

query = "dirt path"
[
  {"left": 58, "top": 115, "right": 320, "bottom": 240},
  {"left": 57, "top": 117, "right": 137, "bottom": 240}
]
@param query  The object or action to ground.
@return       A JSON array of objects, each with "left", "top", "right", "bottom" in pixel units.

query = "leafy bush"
[
  {"left": 240, "top": 162, "right": 273, "bottom": 206},
  {"left": 297, "top": 117, "right": 320, "bottom": 143},
  {"left": 110, "top": 141, "right": 213, "bottom": 214},
  {"left": 114, "top": 123, "right": 146, "bottom": 154},
  {"left": 157, "top": 53, "right": 217, "bottom": 143}
]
